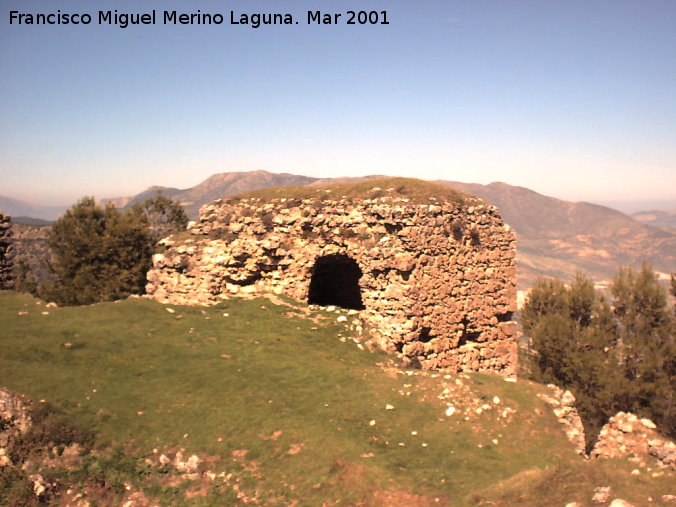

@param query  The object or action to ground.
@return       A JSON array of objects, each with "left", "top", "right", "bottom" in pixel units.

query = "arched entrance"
[{"left": 308, "top": 254, "right": 364, "bottom": 310}]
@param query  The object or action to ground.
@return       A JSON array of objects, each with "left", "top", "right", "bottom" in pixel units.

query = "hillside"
[
  {"left": 232, "top": 177, "right": 468, "bottom": 205},
  {"left": 439, "top": 181, "right": 675, "bottom": 288},
  {"left": 1, "top": 291, "right": 672, "bottom": 505},
  {"left": 632, "top": 209, "right": 676, "bottom": 230},
  {"left": 0, "top": 196, "right": 67, "bottom": 222},
  {"left": 106, "top": 171, "right": 319, "bottom": 219},
  {"left": 9, "top": 216, "right": 54, "bottom": 226},
  {"left": 10, "top": 223, "right": 53, "bottom": 285},
  {"left": 101, "top": 185, "right": 183, "bottom": 209}
]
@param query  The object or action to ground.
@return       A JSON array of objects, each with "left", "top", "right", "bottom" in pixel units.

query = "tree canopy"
[
  {"left": 522, "top": 265, "right": 675, "bottom": 446},
  {"left": 39, "top": 197, "right": 153, "bottom": 305},
  {"left": 133, "top": 191, "right": 188, "bottom": 243},
  {"left": 38, "top": 193, "right": 187, "bottom": 306}
]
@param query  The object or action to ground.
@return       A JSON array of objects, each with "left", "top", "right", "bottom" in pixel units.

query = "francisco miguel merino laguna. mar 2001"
[{"left": 8, "top": 9, "right": 390, "bottom": 28}]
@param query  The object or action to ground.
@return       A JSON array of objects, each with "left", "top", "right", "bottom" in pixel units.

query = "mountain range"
[
  {"left": 2, "top": 170, "right": 674, "bottom": 290},
  {"left": 436, "top": 181, "right": 675, "bottom": 288}
]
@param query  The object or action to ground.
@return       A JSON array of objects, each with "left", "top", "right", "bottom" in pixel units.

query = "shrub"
[
  {"left": 0, "top": 467, "right": 38, "bottom": 507},
  {"left": 39, "top": 198, "right": 152, "bottom": 305},
  {"left": 10, "top": 402, "right": 94, "bottom": 463},
  {"left": 12, "top": 258, "right": 39, "bottom": 296}
]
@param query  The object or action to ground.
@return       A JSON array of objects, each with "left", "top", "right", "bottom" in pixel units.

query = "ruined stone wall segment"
[
  {"left": 146, "top": 194, "right": 518, "bottom": 375},
  {"left": 0, "top": 212, "right": 14, "bottom": 290}
]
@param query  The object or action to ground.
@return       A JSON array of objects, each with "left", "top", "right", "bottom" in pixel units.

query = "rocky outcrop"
[
  {"left": 0, "top": 211, "right": 14, "bottom": 290},
  {"left": 146, "top": 185, "right": 518, "bottom": 375},
  {"left": 592, "top": 412, "right": 675, "bottom": 469},
  {"left": 0, "top": 388, "right": 32, "bottom": 467},
  {"left": 537, "top": 384, "right": 586, "bottom": 455}
]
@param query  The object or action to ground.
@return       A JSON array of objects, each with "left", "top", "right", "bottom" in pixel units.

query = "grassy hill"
[
  {"left": 0, "top": 291, "right": 672, "bottom": 505},
  {"left": 229, "top": 177, "right": 469, "bottom": 205}
]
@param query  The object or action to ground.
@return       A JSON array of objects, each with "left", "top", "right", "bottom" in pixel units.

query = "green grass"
[
  {"left": 0, "top": 291, "right": 672, "bottom": 505},
  {"left": 227, "top": 177, "right": 469, "bottom": 205}
]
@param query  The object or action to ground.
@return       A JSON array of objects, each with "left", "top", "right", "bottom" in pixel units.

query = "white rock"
[
  {"left": 592, "top": 486, "right": 611, "bottom": 503},
  {"left": 618, "top": 422, "right": 634, "bottom": 433},
  {"left": 609, "top": 500, "right": 634, "bottom": 507},
  {"left": 561, "top": 390, "right": 576, "bottom": 405},
  {"left": 640, "top": 418, "right": 657, "bottom": 429}
]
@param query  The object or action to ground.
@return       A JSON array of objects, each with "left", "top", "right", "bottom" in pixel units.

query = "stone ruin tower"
[
  {"left": 146, "top": 180, "right": 518, "bottom": 375},
  {"left": 0, "top": 211, "right": 14, "bottom": 290}
]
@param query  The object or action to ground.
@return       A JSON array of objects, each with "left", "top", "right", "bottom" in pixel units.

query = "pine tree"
[
  {"left": 523, "top": 265, "right": 675, "bottom": 444},
  {"left": 612, "top": 263, "right": 675, "bottom": 437},
  {"left": 523, "top": 274, "right": 620, "bottom": 447}
]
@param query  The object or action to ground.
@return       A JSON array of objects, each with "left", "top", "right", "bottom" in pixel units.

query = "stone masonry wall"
[
  {"left": 0, "top": 212, "right": 14, "bottom": 290},
  {"left": 146, "top": 190, "right": 518, "bottom": 375}
]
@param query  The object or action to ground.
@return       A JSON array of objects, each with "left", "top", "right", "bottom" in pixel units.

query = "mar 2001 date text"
[{"left": 307, "top": 10, "right": 389, "bottom": 25}]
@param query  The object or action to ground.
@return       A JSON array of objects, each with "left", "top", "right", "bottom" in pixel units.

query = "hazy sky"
[{"left": 1, "top": 0, "right": 675, "bottom": 209}]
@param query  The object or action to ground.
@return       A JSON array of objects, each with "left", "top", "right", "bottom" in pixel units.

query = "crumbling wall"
[
  {"left": 0, "top": 212, "right": 14, "bottom": 290},
  {"left": 592, "top": 412, "right": 675, "bottom": 470},
  {"left": 146, "top": 191, "right": 518, "bottom": 374},
  {"left": 0, "top": 387, "right": 32, "bottom": 467},
  {"left": 537, "top": 384, "right": 586, "bottom": 455}
]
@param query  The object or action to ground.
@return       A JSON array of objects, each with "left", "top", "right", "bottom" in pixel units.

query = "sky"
[{"left": 1, "top": 0, "right": 675, "bottom": 211}]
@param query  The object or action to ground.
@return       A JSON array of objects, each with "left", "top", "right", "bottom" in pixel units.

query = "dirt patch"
[{"left": 325, "top": 459, "right": 447, "bottom": 506}]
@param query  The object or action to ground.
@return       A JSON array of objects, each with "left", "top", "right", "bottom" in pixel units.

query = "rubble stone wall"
[
  {"left": 537, "top": 384, "right": 586, "bottom": 455},
  {"left": 0, "top": 212, "right": 14, "bottom": 290},
  {"left": 146, "top": 193, "right": 518, "bottom": 374},
  {"left": 592, "top": 412, "right": 675, "bottom": 469}
]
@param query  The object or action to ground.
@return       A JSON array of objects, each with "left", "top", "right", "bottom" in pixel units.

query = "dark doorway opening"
[{"left": 308, "top": 254, "right": 364, "bottom": 310}]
